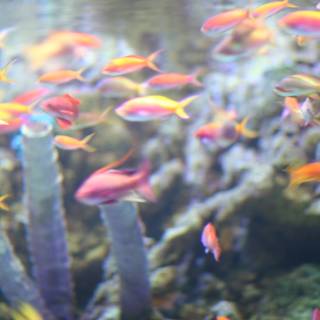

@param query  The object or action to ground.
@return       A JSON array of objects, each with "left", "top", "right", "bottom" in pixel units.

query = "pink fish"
[
  {"left": 75, "top": 160, "right": 156, "bottom": 205},
  {"left": 312, "top": 308, "right": 320, "bottom": 320},
  {"left": 201, "top": 223, "right": 221, "bottom": 262},
  {"left": 0, "top": 117, "right": 23, "bottom": 134},
  {"left": 13, "top": 88, "right": 51, "bottom": 105},
  {"left": 41, "top": 94, "right": 80, "bottom": 129},
  {"left": 115, "top": 95, "right": 198, "bottom": 121}
]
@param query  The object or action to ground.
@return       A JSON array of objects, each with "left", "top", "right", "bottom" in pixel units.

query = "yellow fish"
[{"left": 0, "top": 59, "right": 16, "bottom": 84}]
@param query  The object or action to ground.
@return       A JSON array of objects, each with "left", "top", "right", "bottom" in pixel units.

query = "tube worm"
[
  {"left": 100, "top": 202, "right": 152, "bottom": 320},
  {"left": 21, "top": 122, "right": 74, "bottom": 320}
]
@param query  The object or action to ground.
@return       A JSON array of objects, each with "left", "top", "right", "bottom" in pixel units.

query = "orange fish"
[
  {"left": 0, "top": 102, "right": 31, "bottom": 117},
  {"left": 54, "top": 133, "right": 95, "bottom": 152},
  {"left": 145, "top": 72, "right": 202, "bottom": 90},
  {"left": 48, "top": 30, "right": 101, "bottom": 48},
  {"left": 195, "top": 117, "right": 257, "bottom": 143},
  {"left": 0, "top": 117, "right": 24, "bottom": 134},
  {"left": 217, "top": 317, "right": 231, "bottom": 320},
  {"left": 279, "top": 11, "right": 320, "bottom": 37},
  {"left": 252, "top": 0, "right": 298, "bottom": 19},
  {"left": 201, "top": 222, "right": 221, "bottom": 262},
  {"left": 201, "top": 8, "right": 249, "bottom": 35},
  {"left": 102, "top": 50, "right": 163, "bottom": 76},
  {"left": 115, "top": 95, "right": 198, "bottom": 121},
  {"left": 38, "top": 67, "right": 86, "bottom": 84},
  {"left": 288, "top": 162, "right": 320, "bottom": 189}
]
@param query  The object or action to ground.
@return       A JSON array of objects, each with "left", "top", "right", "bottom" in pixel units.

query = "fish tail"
[
  {"left": 0, "top": 193, "right": 10, "bottom": 211},
  {"left": 137, "top": 83, "right": 148, "bottom": 96},
  {"left": 76, "top": 67, "right": 87, "bottom": 81},
  {"left": 285, "top": 0, "right": 298, "bottom": 8},
  {"left": 176, "top": 95, "right": 199, "bottom": 119},
  {"left": 236, "top": 117, "right": 258, "bottom": 138},
  {"left": 81, "top": 133, "right": 96, "bottom": 152},
  {"left": 136, "top": 160, "right": 156, "bottom": 202},
  {"left": 190, "top": 69, "right": 203, "bottom": 87},
  {"left": 0, "top": 58, "right": 16, "bottom": 83},
  {"left": 146, "top": 49, "right": 163, "bottom": 73}
]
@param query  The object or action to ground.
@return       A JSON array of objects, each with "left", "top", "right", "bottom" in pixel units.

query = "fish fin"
[
  {"left": 63, "top": 94, "right": 80, "bottom": 105},
  {"left": 56, "top": 118, "right": 72, "bottom": 129},
  {"left": 94, "top": 147, "right": 135, "bottom": 174},
  {"left": 0, "top": 194, "right": 9, "bottom": 211},
  {"left": 121, "top": 191, "right": 146, "bottom": 203},
  {"left": 236, "top": 117, "right": 258, "bottom": 138},
  {"left": 285, "top": 0, "right": 298, "bottom": 8},
  {"left": 176, "top": 95, "right": 199, "bottom": 119},
  {"left": 136, "top": 160, "right": 156, "bottom": 202},
  {"left": 0, "top": 59, "right": 16, "bottom": 84},
  {"left": 146, "top": 49, "right": 163, "bottom": 73},
  {"left": 76, "top": 67, "right": 87, "bottom": 81},
  {"left": 81, "top": 133, "right": 96, "bottom": 152}
]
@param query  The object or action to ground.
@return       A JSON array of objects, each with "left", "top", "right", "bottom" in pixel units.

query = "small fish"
[
  {"left": 201, "top": 222, "right": 221, "bottom": 262},
  {"left": 312, "top": 308, "right": 320, "bottom": 320},
  {"left": 195, "top": 117, "right": 257, "bottom": 143},
  {"left": 274, "top": 74, "right": 320, "bottom": 97},
  {"left": 287, "top": 162, "right": 320, "bottom": 189},
  {"left": 102, "top": 50, "right": 163, "bottom": 76},
  {"left": 217, "top": 317, "right": 231, "bottom": 320},
  {"left": 145, "top": 72, "right": 202, "bottom": 90},
  {"left": 213, "top": 18, "right": 273, "bottom": 61},
  {"left": 13, "top": 88, "right": 51, "bottom": 105},
  {"left": 54, "top": 133, "right": 96, "bottom": 152},
  {"left": 0, "top": 117, "right": 24, "bottom": 134},
  {"left": 48, "top": 30, "right": 101, "bottom": 48},
  {"left": 41, "top": 94, "right": 80, "bottom": 129},
  {"left": 278, "top": 10, "right": 320, "bottom": 37},
  {"left": 38, "top": 67, "right": 87, "bottom": 84},
  {"left": 201, "top": 8, "right": 249, "bottom": 35},
  {"left": 96, "top": 76, "right": 146, "bottom": 98},
  {"left": 75, "top": 160, "right": 156, "bottom": 205},
  {"left": 115, "top": 95, "right": 198, "bottom": 121},
  {"left": 252, "top": 0, "right": 298, "bottom": 19},
  {"left": 0, "top": 59, "right": 16, "bottom": 84},
  {"left": 0, "top": 194, "right": 9, "bottom": 211}
]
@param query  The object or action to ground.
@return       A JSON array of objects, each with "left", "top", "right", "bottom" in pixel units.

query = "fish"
[
  {"left": 201, "top": 222, "right": 221, "bottom": 262},
  {"left": 201, "top": 8, "right": 249, "bottom": 35},
  {"left": 102, "top": 50, "right": 163, "bottom": 75},
  {"left": 213, "top": 17, "right": 273, "bottom": 61},
  {"left": 115, "top": 95, "right": 198, "bottom": 121},
  {"left": 96, "top": 76, "right": 147, "bottom": 98},
  {"left": 40, "top": 94, "right": 80, "bottom": 129},
  {"left": 38, "top": 67, "right": 87, "bottom": 84},
  {"left": 0, "top": 194, "right": 9, "bottom": 211},
  {"left": 287, "top": 162, "right": 320, "bottom": 189},
  {"left": 0, "top": 102, "right": 31, "bottom": 117},
  {"left": 47, "top": 30, "right": 101, "bottom": 48},
  {"left": 312, "top": 308, "right": 320, "bottom": 320},
  {"left": 274, "top": 74, "right": 320, "bottom": 97},
  {"left": 75, "top": 160, "right": 156, "bottom": 205},
  {"left": 195, "top": 117, "right": 257, "bottom": 143},
  {"left": 54, "top": 133, "right": 96, "bottom": 152},
  {"left": 252, "top": 0, "right": 298, "bottom": 19},
  {"left": 13, "top": 88, "right": 51, "bottom": 105},
  {"left": 216, "top": 317, "right": 231, "bottom": 320},
  {"left": 0, "top": 117, "right": 23, "bottom": 134},
  {"left": 145, "top": 72, "right": 202, "bottom": 90},
  {"left": 278, "top": 10, "right": 320, "bottom": 37},
  {"left": 0, "top": 59, "right": 16, "bottom": 84}
]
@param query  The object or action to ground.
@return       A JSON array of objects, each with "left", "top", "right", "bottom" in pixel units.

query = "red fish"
[
  {"left": 145, "top": 72, "right": 202, "bottom": 90},
  {"left": 201, "top": 223, "right": 221, "bottom": 262},
  {"left": 75, "top": 160, "right": 156, "bottom": 205},
  {"left": 0, "top": 117, "right": 23, "bottom": 134},
  {"left": 41, "top": 94, "right": 80, "bottom": 129},
  {"left": 13, "top": 88, "right": 51, "bottom": 105},
  {"left": 278, "top": 11, "right": 320, "bottom": 37},
  {"left": 102, "top": 50, "right": 163, "bottom": 76},
  {"left": 201, "top": 8, "right": 249, "bottom": 35},
  {"left": 312, "top": 308, "right": 320, "bottom": 320}
]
